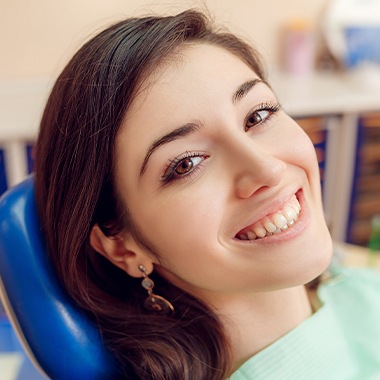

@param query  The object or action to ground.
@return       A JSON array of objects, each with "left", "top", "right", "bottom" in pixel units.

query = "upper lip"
[{"left": 232, "top": 186, "right": 302, "bottom": 237}]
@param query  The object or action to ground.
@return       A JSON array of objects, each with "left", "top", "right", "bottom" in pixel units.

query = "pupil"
[
  {"left": 176, "top": 158, "right": 193, "bottom": 174},
  {"left": 249, "top": 113, "right": 261, "bottom": 126}
]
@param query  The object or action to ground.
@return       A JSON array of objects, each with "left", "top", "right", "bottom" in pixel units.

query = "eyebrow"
[
  {"left": 139, "top": 78, "right": 264, "bottom": 177},
  {"left": 232, "top": 78, "right": 264, "bottom": 104},
  {"left": 139, "top": 123, "right": 200, "bottom": 176}
]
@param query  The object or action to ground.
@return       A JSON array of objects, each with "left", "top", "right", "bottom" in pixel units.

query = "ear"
[{"left": 90, "top": 224, "right": 154, "bottom": 278}]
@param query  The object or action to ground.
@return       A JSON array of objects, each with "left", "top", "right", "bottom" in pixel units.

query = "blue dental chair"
[{"left": 0, "top": 176, "right": 120, "bottom": 379}]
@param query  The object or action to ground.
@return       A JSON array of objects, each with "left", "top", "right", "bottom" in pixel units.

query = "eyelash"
[
  {"left": 245, "top": 101, "right": 281, "bottom": 132},
  {"left": 161, "top": 151, "right": 209, "bottom": 184},
  {"left": 160, "top": 101, "right": 281, "bottom": 185}
]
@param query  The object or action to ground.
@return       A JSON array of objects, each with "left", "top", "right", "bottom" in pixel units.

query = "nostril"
[
  {"left": 235, "top": 176, "right": 273, "bottom": 199},
  {"left": 234, "top": 154, "right": 286, "bottom": 199},
  {"left": 235, "top": 176, "right": 260, "bottom": 199}
]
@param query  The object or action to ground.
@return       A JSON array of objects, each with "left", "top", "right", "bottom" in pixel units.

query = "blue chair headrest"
[{"left": 0, "top": 175, "right": 120, "bottom": 379}]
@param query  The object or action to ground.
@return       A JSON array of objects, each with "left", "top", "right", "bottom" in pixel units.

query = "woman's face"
[{"left": 115, "top": 44, "right": 332, "bottom": 303}]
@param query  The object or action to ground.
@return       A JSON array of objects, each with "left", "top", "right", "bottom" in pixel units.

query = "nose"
[{"left": 231, "top": 140, "right": 287, "bottom": 199}]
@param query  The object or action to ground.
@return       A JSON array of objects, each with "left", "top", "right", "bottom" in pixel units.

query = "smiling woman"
[{"left": 34, "top": 9, "right": 380, "bottom": 380}]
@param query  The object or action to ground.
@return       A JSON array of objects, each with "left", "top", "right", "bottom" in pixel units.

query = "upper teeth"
[{"left": 237, "top": 195, "right": 301, "bottom": 241}]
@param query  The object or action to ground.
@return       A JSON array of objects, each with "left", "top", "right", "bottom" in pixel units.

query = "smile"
[{"left": 236, "top": 194, "right": 301, "bottom": 241}]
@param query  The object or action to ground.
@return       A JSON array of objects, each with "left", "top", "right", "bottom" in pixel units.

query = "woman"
[{"left": 34, "top": 9, "right": 380, "bottom": 379}]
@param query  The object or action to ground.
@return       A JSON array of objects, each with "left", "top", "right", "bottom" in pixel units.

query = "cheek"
[
  {"left": 136, "top": 192, "right": 229, "bottom": 288},
  {"left": 282, "top": 123, "right": 320, "bottom": 178},
  {"left": 298, "top": 134, "right": 321, "bottom": 187},
  {"left": 134, "top": 183, "right": 226, "bottom": 253}
]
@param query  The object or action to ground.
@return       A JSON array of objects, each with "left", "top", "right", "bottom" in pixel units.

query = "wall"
[{"left": 0, "top": 0, "right": 328, "bottom": 80}]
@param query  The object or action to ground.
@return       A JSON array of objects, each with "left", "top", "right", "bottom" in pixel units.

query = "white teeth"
[
  {"left": 294, "top": 199, "right": 301, "bottom": 212},
  {"left": 253, "top": 225, "right": 267, "bottom": 238},
  {"left": 273, "top": 213, "right": 288, "bottom": 229},
  {"left": 283, "top": 205, "right": 297, "bottom": 222},
  {"left": 263, "top": 219, "right": 277, "bottom": 233},
  {"left": 237, "top": 194, "right": 302, "bottom": 241}
]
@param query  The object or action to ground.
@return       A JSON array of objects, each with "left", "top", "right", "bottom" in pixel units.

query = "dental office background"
[{"left": 0, "top": 0, "right": 380, "bottom": 377}]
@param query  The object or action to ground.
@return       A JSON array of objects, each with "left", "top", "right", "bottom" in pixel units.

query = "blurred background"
[
  {"left": 0, "top": 0, "right": 331, "bottom": 79},
  {"left": 0, "top": 0, "right": 380, "bottom": 378}
]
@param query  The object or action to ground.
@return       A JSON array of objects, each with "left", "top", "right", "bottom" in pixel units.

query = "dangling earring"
[{"left": 138, "top": 264, "right": 174, "bottom": 316}]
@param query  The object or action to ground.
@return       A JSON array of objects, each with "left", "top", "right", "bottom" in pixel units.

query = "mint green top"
[{"left": 230, "top": 267, "right": 380, "bottom": 379}]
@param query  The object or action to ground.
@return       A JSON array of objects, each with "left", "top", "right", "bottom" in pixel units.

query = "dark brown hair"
[{"left": 35, "top": 9, "right": 265, "bottom": 379}]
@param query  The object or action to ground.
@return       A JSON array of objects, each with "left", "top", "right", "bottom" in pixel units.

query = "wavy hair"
[{"left": 35, "top": 10, "right": 265, "bottom": 379}]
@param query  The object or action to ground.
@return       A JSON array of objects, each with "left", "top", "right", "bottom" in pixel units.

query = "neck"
[{"left": 215, "top": 285, "right": 313, "bottom": 370}]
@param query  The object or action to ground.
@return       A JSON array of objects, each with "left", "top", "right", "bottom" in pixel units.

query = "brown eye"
[
  {"left": 245, "top": 109, "right": 270, "bottom": 130},
  {"left": 175, "top": 158, "right": 194, "bottom": 175},
  {"left": 162, "top": 153, "right": 209, "bottom": 184}
]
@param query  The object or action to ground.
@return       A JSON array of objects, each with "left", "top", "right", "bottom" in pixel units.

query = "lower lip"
[{"left": 234, "top": 190, "right": 309, "bottom": 245}]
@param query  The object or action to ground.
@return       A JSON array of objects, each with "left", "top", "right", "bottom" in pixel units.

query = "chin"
[
  {"left": 283, "top": 227, "right": 333, "bottom": 289},
  {"left": 304, "top": 230, "right": 333, "bottom": 285}
]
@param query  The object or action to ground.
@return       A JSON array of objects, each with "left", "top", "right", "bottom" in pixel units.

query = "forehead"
[{"left": 121, "top": 43, "right": 259, "bottom": 131}]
